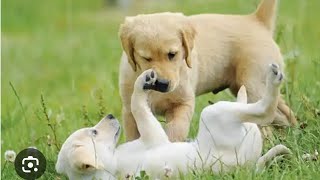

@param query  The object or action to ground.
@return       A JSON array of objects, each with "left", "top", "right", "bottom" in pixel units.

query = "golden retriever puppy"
[{"left": 119, "top": 0, "right": 297, "bottom": 142}]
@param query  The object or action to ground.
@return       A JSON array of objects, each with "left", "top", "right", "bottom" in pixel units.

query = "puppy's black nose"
[
  {"left": 106, "top": 114, "right": 115, "bottom": 119},
  {"left": 155, "top": 79, "right": 170, "bottom": 92}
]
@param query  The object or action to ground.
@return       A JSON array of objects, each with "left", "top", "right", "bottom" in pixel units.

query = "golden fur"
[{"left": 118, "top": 0, "right": 297, "bottom": 142}]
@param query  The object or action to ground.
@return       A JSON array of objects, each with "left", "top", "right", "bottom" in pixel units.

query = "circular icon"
[{"left": 14, "top": 148, "right": 46, "bottom": 179}]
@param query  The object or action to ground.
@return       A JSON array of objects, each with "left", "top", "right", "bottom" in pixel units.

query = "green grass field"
[{"left": 1, "top": 0, "right": 320, "bottom": 179}]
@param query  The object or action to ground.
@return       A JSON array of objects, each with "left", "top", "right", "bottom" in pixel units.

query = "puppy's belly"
[
  {"left": 211, "top": 123, "right": 262, "bottom": 168},
  {"left": 116, "top": 140, "right": 147, "bottom": 176},
  {"left": 237, "top": 123, "right": 262, "bottom": 164},
  {"left": 143, "top": 142, "right": 197, "bottom": 178},
  {"left": 215, "top": 123, "right": 262, "bottom": 165}
]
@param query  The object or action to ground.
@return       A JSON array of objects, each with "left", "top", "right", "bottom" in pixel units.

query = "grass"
[{"left": 1, "top": 0, "right": 320, "bottom": 179}]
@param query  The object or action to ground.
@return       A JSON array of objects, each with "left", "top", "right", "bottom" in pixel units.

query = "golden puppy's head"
[{"left": 119, "top": 12, "right": 196, "bottom": 92}]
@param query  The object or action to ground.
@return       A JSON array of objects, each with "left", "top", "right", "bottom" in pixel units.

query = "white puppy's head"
[{"left": 56, "top": 114, "right": 120, "bottom": 179}]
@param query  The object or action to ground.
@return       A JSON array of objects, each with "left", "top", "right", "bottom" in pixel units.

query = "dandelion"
[{"left": 4, "top": 150, "right": 16, "bottom": 162}]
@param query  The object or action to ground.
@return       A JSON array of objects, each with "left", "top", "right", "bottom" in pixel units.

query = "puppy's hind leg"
[
  {"left": 256, "top": 144, "right": 292, "bottom": 172},
  {"left": 261, "top": 63, "right": 283, "bottom": 109},
  {"left": 236, "top": 64, "right": 284, "bottom": 125}
]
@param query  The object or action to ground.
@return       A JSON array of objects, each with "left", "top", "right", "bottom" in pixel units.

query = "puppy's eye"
[
  {"left": 92, "top": 129, "right": 98, "bottom": 136},
  {"left": 168, "top": 52, "right": 176, "bottom": 60},
  {"left": 143, "top": 57, "right": 152, "bottom": 62}
]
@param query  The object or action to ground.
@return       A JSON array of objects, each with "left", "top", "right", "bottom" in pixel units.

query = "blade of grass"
[{"left": 9, "top": 81, "right": 29, "bottom": 128}]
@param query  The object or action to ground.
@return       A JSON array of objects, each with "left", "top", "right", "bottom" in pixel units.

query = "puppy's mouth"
[
  {"left": 143, "top": 79, "right": 170, "bottom": 93},
  {"left": 112, "top": 126, "right": 121, "bottom": 144},
  {"left": 115, "top": 126, "right": 121, "bottom": 137}
]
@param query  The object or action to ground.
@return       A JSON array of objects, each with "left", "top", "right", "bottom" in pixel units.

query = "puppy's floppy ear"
[
  {"left": 180, "top": 22, "right": 196, "bottom": 68},
  {"left": 119, "top": 17, "right": 137, "bottom": 71},
  {"left": 69, "top": 145, "right": 104, "bottom": 173}
]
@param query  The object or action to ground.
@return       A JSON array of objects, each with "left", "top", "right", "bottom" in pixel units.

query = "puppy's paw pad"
[
  {"left": 268, "top": 63, "right": 283, "bottom": 84},
  {"left": 137, "top": 69, "right": 158, "bottom": 91},
  {"left": 270, "top": 63, "right": 279, "bottom": 75},
  {"left": 143, "top": 69, "right": 157, "bottom": 85},
  {"left": 163, "top": 165, "right": 173, "bottom": 178},
  {"left": 125, "top": 173, "right": 132, "bottom": 179}
]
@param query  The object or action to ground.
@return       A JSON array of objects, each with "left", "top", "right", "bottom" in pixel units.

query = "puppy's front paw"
[
  {"left": 135, "top": 69, "right": 157, "bottom": 91},
  {"left": 268, "top": 63, "right": 284, "bottom": 86},
  {"left": 142, "top": 69, "right": 157, "bottom": 90}
]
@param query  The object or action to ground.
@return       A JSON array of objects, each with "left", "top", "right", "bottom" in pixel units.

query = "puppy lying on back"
[{"left": 56, "top": 64, "right": 291, "bottom": 179}]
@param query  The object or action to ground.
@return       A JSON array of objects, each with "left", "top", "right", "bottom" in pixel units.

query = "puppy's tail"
[
  {"left": 254, "top": 0, "right": 278, "bottom": 34},
  {"left": 256, "top": 144, "right": 291, "bottom": 172}
]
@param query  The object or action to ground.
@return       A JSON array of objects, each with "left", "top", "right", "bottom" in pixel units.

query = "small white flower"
[
  {"left": 5, "top": 150, "right": 16, "bottom": 162},
  {"left": 47, "top": 109, "right": 52, "bottom": 118},
  {"left": 302, "top": 153, "right": 311, "bottom": 160}
]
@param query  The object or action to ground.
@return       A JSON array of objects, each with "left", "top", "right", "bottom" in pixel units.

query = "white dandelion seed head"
[{"left": 5, "top": 150, "right": 16, "bottom": 163}]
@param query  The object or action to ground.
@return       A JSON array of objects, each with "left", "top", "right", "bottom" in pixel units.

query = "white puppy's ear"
[
  {"left": 69, "top": 145, "right": 104, "bottom": 173},
  {"left": 55, "top": 151, "right": 65, "bottom": 174},
  {"left": 180, "top": 22, "right": 196, "bottom": 68},
  {"left": 119, "top": 17, "right": 137, "bottom": 71},
  {"left": 237, "top": 85, "right": 248, "bottom": 103}
]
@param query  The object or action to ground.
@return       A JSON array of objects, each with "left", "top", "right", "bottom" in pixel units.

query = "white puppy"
[{"left": 56, "top": 64, "right": 291, "bottom": 179}]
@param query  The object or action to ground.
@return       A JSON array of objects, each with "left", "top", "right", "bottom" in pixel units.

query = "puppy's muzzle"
[{"left": 143, "top": 78, "right": 170, "bottom": 93}]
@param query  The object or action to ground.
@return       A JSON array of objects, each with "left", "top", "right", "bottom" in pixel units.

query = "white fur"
[{"left": 56, "top": 64, "right": 291, "bottom": 179}]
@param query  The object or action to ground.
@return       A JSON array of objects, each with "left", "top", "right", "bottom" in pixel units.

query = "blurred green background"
[{"left": 1, "top": 0, "right": 320, "bottom": 179}]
